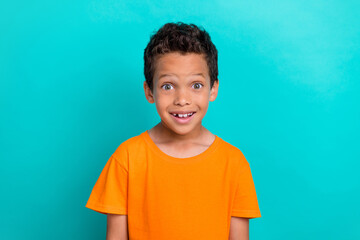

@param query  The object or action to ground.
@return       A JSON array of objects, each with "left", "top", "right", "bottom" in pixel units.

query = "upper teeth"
[{"left": 172, "top": 112, "right": 194, "bottom": 118}]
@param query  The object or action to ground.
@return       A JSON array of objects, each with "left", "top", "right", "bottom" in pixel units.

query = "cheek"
[
  {"left": 154, "top": 96, "right": 170, "bottom": 112},
  {"left": 195, "top": 92, "right": 210, "bottom": 103},
  {"left": 196, "top": 94, "right": 211, "bottom": 111}
]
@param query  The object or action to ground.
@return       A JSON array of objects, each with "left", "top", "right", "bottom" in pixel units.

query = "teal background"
[{"left": 1, "top": 0, "right": 359, "bottom": 239}]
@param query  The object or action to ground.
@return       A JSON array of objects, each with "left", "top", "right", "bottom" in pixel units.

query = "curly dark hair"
[{"left": 144, "top": 22, "right": 218, "bottom": 92}]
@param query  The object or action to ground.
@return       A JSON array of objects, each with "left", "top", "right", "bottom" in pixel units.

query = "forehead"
[{"left": 154, "top": 52, "right": 209, "bottom": 78}]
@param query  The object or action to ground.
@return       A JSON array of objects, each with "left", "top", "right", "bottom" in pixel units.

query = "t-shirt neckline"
[{"left": 141, "top": 130, "right": 221, "bottom": 163}]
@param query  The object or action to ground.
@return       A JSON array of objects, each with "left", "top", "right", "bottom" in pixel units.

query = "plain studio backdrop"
[{"left": 1, "top": 0, "right": 359, "bottom": 239}]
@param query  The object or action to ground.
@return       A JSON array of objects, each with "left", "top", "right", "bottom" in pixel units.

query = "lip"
[
  {"left": 170, "top": 112, "right": 196, "bottom": 124},
  {"left": 170, "top": 111, "right": 196, "bottom": 114}
]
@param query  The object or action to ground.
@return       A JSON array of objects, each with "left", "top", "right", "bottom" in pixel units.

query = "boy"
[{"left": 86, "top": 22, "right": 261, "bottom": 240}]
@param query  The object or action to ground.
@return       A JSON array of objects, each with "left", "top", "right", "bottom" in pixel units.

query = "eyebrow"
[{"left": 158, "top": 73, "right": 205, "bottom": 80}]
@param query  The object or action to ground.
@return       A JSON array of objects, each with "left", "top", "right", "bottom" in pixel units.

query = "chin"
[
  {"left": 160, "top": 122, "right": 191, "bottom": 135},
  {"left": 173, "top": 129, "right": 192, "bottom": 136}
]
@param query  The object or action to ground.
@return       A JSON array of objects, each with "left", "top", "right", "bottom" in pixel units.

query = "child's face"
[{"left": 144, "top": 52, "right": 219, "bottom": 136}]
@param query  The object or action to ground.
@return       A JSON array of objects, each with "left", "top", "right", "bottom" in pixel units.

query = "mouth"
[
  {"left": 170, "top": 112, "right": 196, "bottom": 119},
  {"left": 169, "top": 111, "right": 196, "bottom": 124}
]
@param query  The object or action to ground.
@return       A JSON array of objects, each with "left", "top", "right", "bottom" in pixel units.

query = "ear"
[
  {"left": 209, "top": 79, "right": 219, "bottom": 102},
  {"left": 144, "top": 81, "right": 155, "bottom": 103}
]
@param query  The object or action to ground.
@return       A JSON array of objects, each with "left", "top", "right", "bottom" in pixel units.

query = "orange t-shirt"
[{"left": 85, "top": 130, "right": 261, "bottom": 239}]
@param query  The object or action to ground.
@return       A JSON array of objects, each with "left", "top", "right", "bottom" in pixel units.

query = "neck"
[{"left": 151, "top": 121, "right": 207, "bottom": 143}]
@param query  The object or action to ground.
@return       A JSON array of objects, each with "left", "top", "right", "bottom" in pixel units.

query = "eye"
[
  {"left": 193, "top": 82, "right": 203, "bottom": 89},
  {"left": 161, "top": 83, "right": 173, "bottom": 90}
]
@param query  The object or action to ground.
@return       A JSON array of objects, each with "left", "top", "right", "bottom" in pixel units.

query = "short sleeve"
[
  {"left": 231, "top": 161, "right": 261, "bottom": 218},
  {"left": 85, "top": 148, "right": 128, "bottom": 215}
]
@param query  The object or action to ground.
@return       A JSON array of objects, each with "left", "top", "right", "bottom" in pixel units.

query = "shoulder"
[
  {"left": 217, "top": 137, "right": 250, "bottom": 167},
  {"left": 112, "top": 132, "right": 146, "bottom": 157},
  {"left": 108, "top": 132, "right": 146, "bottom": 169}
]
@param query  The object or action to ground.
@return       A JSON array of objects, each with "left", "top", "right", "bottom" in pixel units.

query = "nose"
[{"left": 174, "top": 88, "right": 191, "bottom": 106}]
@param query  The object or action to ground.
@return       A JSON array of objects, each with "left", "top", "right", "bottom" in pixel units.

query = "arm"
[
  {"left": 229, "top": 217, "right": 249, "bottom": 240},
  {"left": 106, "top": 214, "right": 128, "bottom": 240}
]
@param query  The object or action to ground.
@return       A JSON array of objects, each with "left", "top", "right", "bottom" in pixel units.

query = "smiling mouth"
[{"left": 170, "top": 112, "right": 195, "bottom": 118}]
